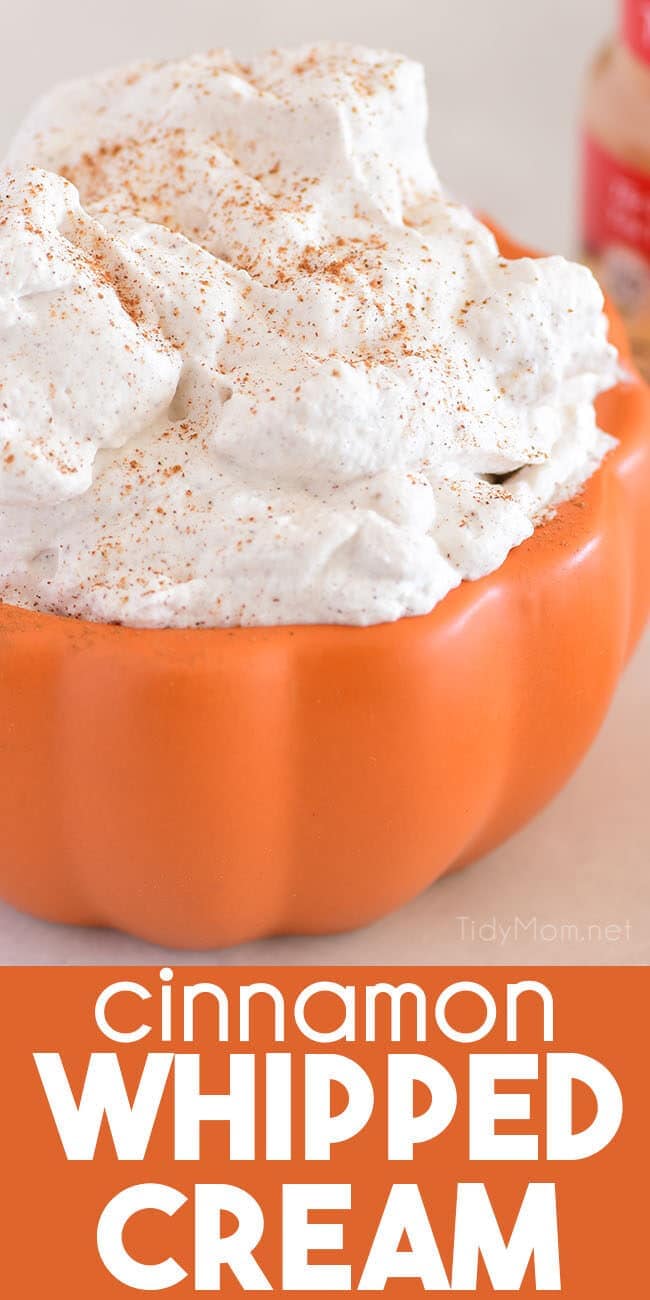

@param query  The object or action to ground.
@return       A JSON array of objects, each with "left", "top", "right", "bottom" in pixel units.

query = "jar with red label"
[{"left": 582, "top": 0, "right": 650, "bottom": 378}]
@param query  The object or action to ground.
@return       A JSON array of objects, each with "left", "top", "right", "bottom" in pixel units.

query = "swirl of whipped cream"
[{"left": 0, "top": 44, "right": 617, "bottom": 626}]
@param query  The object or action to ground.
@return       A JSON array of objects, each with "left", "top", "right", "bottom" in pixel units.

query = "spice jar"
[{"left": 582, "top": 0, "right": 650, "bottom": 378}]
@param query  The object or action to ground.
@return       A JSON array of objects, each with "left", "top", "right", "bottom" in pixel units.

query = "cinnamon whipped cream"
[{"left": 0, "top": 45, "right": 618, "bottom": 627}]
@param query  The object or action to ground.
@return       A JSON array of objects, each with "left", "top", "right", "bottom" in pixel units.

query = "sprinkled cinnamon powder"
[{"left": 0, "top": 43, "right": 617, "bottom": 628}]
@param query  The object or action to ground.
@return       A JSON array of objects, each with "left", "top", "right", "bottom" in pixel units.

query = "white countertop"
[{"left": 2, "top": 0, "right": 647, "bottom": 965}]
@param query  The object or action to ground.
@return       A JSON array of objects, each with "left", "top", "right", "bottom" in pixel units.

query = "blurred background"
[
  {"left": 1, "top": 0, "right": 612, "bottom": 254},
  {"left": 4, "top": 0, "right": 648, "bottom": 965}
]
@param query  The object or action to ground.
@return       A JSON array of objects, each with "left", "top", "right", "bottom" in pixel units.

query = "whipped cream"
[{"left": 0, "top": 45, "right": 618, "bottom": 627}]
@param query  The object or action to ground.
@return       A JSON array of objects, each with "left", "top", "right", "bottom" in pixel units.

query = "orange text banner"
[{"left": 0, "top": 966, "right": 645, "bottom": 1297}]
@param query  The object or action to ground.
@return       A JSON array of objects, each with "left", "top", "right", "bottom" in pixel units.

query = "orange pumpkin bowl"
[{"left": 1, "top": 232, "right": 649, "bottom": 949}]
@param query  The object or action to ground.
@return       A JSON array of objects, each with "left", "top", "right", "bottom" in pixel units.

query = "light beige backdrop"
[
  {"left": 1, "top": 0, "right": 648, "bottom": 964},
  {"left": 3, "top": 0, "right": 612, "bottom": 252}
]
